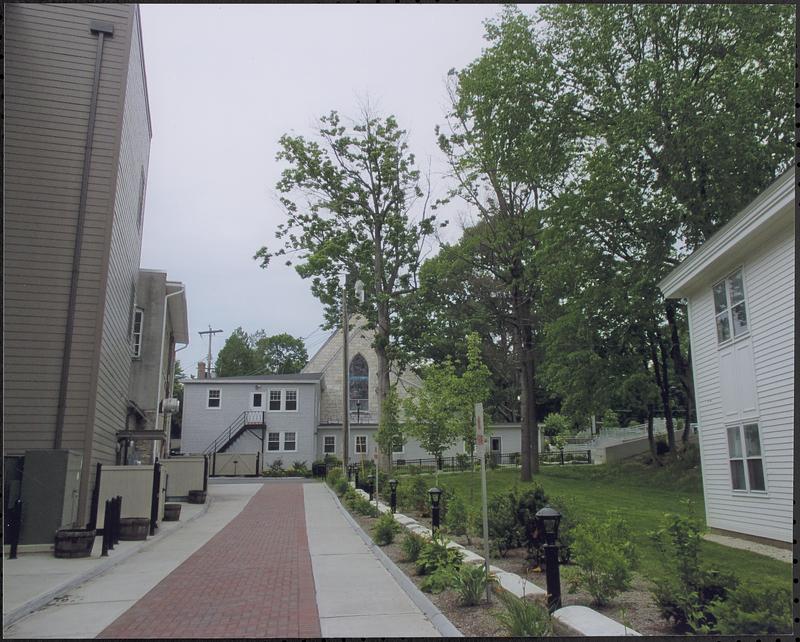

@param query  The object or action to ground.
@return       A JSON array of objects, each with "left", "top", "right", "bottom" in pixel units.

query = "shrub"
[
  {"left": 515, "top": 486, "right": 549, "bottom": 554},
  {"left": 547, "top": 495, "right": 578, "bottom": 550},
  {"left": 649, "top": 501, "right": 738, "bottom": 632},
  {"left": 601, "top": 409, "right": 619, "bottom": 429},
  {"left": 372, "top": 513, "right": 402, "bottom": 546},
  {"left": 269, "top": 458, "right": 284, "bottom": 473},
  {"left": 541, "top": 412, "right": 571, "bottom": 437},
  {"left": 465, "top": 507, "right": 483, "bottom": 545},
  {"left": 400, "top": 531, "right": 426, "bottom": 562},
  {"left": 420, "top": 567, "right": 457, "bottom": 594},
  {"left": 397, "top": 475, "right": 429, "bottom": 516},
  {"left": 487, "top": 489, "right": 522, "bottom": 556},
  {"left": 326, "top": 466, "right": 344, "bottom": 487},
  {"left": 291, "top": 460, "right": 308, "bottom": 475},
  {"left": 455, "top": 453, "right": 472, "bottom": 471},
  {"left": 451, "top": 564, "right": 498, "bottom": 606},
  {"left": 566, "top": 513, "right": 638, "bottom": 606},
  {"left": 323, "top": 453, "right": 342, "bottom": 467},
  {"left": 415, "top": 533, "right": 463, "bottom": 576},
  {"left": 444, "top": 491, "right": 467, "bottom": 536},
  {"left": 334, "top": 477, "right": 349, "bottom": 496},
  {"left": 346, "top": 490, "right": 380, "bottom": 517},
  {"left": 495, "top": 589, "right": 552, "bottom": 636},
  {"left": 707, "top": 585, "right": 791, "bottom": 634}
]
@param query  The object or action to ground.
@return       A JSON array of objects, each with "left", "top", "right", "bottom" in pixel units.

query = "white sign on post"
[{"left": 476, "top": 402, "right": 491, "bottom": 602}]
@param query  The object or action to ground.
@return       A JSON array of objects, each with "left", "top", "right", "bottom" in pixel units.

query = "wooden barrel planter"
[
  {"left": 187, "top": 490, "right": 207, "bottom": 504},
  {"left": 54, "top": 529, "right": 96, "bottom": 558},
  {"left": 119, "top": 517, "right": 150, "bottom": 541},
  {"left": 163, "top": 503, "right": 182, "bottom": 521}
]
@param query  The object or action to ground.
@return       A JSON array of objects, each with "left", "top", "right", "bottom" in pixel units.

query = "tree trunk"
[
  {"left": 515, "top": 293, "right": 538, "bottom": 481},
  {"left": 648, "top": 329, "right": 675, "bottom": 452},
  {"left": 647, "top": 405, "right": 662, "bottom": 466},
  {"left": 665, "top": 301, "right": 695, "bottom": 446},
  {"left": 657, "top": 332, "right": 676, "bottom": 451}
]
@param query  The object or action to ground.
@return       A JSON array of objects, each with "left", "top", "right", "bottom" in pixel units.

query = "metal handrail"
[{"left": 203, "top": 411, "right": 266, "bottom": 454}]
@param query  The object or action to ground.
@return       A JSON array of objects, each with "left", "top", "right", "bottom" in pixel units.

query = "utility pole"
[
  {"left": 198, "top": 325, "right": 223, "bottom": 378},
  {"left": 341, "top": 285, "right": 349, "bottom": 471}
]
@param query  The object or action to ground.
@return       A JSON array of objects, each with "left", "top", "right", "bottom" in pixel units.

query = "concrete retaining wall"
[{"left": 162, "top": 457, "right": 206, "bottom": 500}]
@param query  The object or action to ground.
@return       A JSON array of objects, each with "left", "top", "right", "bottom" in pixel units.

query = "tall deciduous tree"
[
  {"left": 256, "top": 107, "right": 436, "bottom": 470},
  {"left": 253, "top": 332, "right": 307, "bottom": 374},
  {"left": 215, "top": 327, "right": 259, "bottom": 377},
  {"left": 437, "top": 6, "right": 578, "bottom": 480}
]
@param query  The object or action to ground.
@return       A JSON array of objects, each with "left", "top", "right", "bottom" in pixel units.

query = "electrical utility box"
[{"left": 20, "top": 450, "right": 83, "bottom": 545}]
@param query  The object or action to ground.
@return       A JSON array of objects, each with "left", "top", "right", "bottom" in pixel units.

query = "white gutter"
[{"left": 155, "top": 285, "right": 186, "bottom": 459}]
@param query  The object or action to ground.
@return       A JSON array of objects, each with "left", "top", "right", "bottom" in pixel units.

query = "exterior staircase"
[{"left": 203, "top": 411, "right": 266, "bottom": 454}]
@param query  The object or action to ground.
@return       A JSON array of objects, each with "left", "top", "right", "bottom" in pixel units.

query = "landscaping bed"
[{"left": 348, "top": 509, "right": 508, "bottom": 637}]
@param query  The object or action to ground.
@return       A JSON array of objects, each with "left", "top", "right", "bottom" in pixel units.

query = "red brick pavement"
[{"left": 98, "top": 483, "right": 320, "bottom": 639}]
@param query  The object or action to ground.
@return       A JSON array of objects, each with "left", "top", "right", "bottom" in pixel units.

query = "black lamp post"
[
  {"left": 535, "top": 506, "right": 562, "bottom": 612},
  {"left": 389, "top": 479, "right": 398, "bottom": 513},
  {"left": 428, "top": 487, "right": 442, "bottom": 534}
]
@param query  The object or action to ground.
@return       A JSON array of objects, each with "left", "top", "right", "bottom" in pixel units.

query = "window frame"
[
  {"left": 355, "top": 435, "right": 367, "bottom": 454},
  {"left": 323, "top": 435, "right": 336, "bottom": 454},
  {"left": 266, "top": 388, "right": 299, "bottom": 412},
  {"left": 713, "top": 267, "right": 749, "bottom": 346},
  {"left": 267, "top": 431, "right": 297, "bottom": 453},
  {"left": 131, "top": 307, "right": 144, "bottom": 358},
  {"left": 207, "top": 388, "right": 222, "bottom": 410},
  {"left": 251, "top": 391, "right": 264, "bottom": 410},
  {"left": 391, "top": 435, "right": 404, "bottom": 454},
  {"left": 726, "top": 422, "right": 767, "bottom": 494}
]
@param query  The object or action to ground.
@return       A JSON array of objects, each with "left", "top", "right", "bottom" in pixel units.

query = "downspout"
[
  {"left": 165, "top": 341, "right": 189, "bottom": 456},
  {"left": 54, "top": 20, "right": 114, "bottom": 449},
  {"left": 155, "top": 286, "right": 186, "bottom": 460}
]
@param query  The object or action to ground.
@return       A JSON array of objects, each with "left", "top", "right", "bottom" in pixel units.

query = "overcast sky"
[{"left": 138, "top": 3, "right": 531, "bottom": 375}]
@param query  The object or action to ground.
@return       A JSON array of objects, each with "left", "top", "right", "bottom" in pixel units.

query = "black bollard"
[
  {"left": 101, "top": 500, "right": 111, "bottom": 556},
  {"left": 544, "top": 542, "right": 562, "bottom": 611},
  {"left": 7, "top": 499, "right": 23, "bottom": 560}
]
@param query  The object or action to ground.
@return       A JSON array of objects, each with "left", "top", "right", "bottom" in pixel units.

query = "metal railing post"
[{"left": 101, "top": 500, "right": 110, "bottom": 556}]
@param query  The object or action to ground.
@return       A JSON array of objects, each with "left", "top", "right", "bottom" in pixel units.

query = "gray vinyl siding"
[
  {"left": 688, "top": 222, "right": 793, "bottom": 543},
  {"left": 4, "top": 4, "right": 137, "bottom": 458},
  {"left": 181, "top": 382, "right": 319, "bottom": 467},
  {"left": 92, "top": 6, "right": 151, "bottom": 468}
]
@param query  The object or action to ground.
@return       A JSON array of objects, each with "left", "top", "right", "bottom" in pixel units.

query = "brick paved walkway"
[{"left": 98, "top": 483, "right": 320, "bottom": 639}]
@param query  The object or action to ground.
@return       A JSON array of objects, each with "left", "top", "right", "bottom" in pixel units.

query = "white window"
[
  {"left": 267, "top": 389, "right": 299, "bottom": 412},
  {"left": 726, "top": 423, "right": 765, "bottom": 492},
  {"left": 355, "top": 435, "right": 367, "bottom": 454},
  {"left": 323, "top": 435, "right": 336, "bottom": 454},
  {"left": 713, "top": 269, "right": 748, "bottom": 344},
  {"left": 267, "top": 431, "right": 296, "bottom": 452},
  {"left": 131, "top": 308, "right": 144, "bottom": 357},
  {"left": 251, "top": 392, "right": 264, "bottom": 409},
  {"left": 207, "top": 389, "right": 221, "bottom": 409},
  {"left": 269, "top": 390, "right": 282, "bottom": 411},
  {"left": 285, "top": 389, "right": 298, "bottom": 411}
]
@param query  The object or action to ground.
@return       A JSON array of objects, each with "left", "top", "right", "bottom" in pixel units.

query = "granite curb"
[
  {"left": 3, "top": 495, "right": 213, "bottom": 629},
  {"left": 323, "top": 484, "right": 464, "bottom": 638}
]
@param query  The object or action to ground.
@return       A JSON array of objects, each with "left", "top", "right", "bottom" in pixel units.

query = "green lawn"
[{"left": 404, "top": 458, "right": 791, "bottom": 594}]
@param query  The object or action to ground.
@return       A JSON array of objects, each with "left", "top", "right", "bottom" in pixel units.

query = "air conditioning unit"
[{"left": 161, "top": 398, "right": 180, "bottom": 415}]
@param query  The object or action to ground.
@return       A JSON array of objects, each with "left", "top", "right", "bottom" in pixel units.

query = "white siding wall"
[{"left": 688, "top": 226, "right": 793, "bottom": 542}]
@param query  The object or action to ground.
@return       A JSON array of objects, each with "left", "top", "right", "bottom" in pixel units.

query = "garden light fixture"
[
  {"left": 389, "top": 479, "right": 398, "bottom": 513},
  {"left": 535, "top": 505, "right": 562, "bottom": 612},
  {"left": 429, "top": 487, "right": 442, "bottom": 534}
]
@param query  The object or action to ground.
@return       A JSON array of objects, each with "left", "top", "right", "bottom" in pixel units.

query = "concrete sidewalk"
[
  {"left": 304, "top": 483, "right": 444, "bottom": 637},
  {"left": 3, "top": 483, "right": 263, "bottom": 639}
]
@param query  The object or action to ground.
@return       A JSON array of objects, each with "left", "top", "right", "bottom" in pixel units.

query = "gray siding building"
[{"left": 4, "top": 4, "right": 160, "bottom": 528}]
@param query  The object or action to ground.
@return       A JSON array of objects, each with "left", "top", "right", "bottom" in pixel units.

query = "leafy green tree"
[
  {"left": 459, "top": 332, "right": 492, "bottom": 456},
  {"left": 215, "top": 327, "right": 260, "bottom": 377},
  {"left": 253, "top": 332, "right": 307, "bottom": 374},
  {"left": 539, "top": 3, "right": 794, "bottom": 451},
  {"left": 402, "top": 360, "right": 463, "bottom": 467},
  {"left": 256, "top": 106, "right": 436, "bottom": 471},
  {"left": 375, "top": 385, "right": 404, "bottom": 462},
  {"left": 437, "top": 6, "right": 578, "bottom": 481}
]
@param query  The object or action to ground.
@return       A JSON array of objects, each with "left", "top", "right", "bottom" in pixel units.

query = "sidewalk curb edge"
[{"left": 323, "top": 483, "right": 463, "bottom": 638}]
